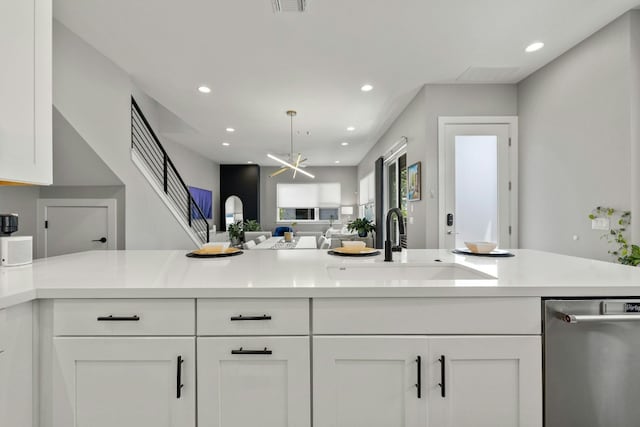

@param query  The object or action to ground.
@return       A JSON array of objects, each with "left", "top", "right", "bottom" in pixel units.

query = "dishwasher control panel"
[{"left": 601, "top": 300, "right": 640, "bottom": 314}]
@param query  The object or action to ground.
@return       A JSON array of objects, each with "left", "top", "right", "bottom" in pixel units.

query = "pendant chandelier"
[{"left": 268, "top": 110, "right": 315, "bottom": 179}]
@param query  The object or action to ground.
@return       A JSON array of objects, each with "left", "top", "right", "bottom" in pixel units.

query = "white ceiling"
[{"left": 54, "top": 0, "right": 640, "bottom": 166}]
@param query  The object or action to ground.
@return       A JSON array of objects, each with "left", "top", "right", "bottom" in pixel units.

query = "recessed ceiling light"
[
  {"left": 226, "top": 127, "right": 235, "bottom": 133},
  {"left": 525, "top": 42, "right": 544, "bottom": 53},
  {"left": 334, "top": 160, "right": 341, "bottom": 164},
  {"left": 346, "top": 126, "right": 355, "bottom": 132},
  {"left": 361, "top": 84, "right": 373, "bottom": 92},
  {"left": 247, "top": 161, "right": 253, "bottom": 164},
  {"left": 341, "top": 142, "right": 349, "bottom": 146},
  {"left": 221, "top": 142, "right": 230, "bottom": 147},
  {"left": 197, "top": 85, "right": 211, "bottom": 94}
]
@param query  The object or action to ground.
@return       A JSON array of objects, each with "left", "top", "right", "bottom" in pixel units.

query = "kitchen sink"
[{"left": 326, "top": 263, "right": 495, "bottom": 281}]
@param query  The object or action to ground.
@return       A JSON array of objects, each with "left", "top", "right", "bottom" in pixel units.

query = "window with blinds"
[{"left": 277, "top": 183, "right": 341, "bottom": 222}]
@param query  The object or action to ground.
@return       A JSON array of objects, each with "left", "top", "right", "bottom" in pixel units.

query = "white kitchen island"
[{"left": 2, "top": 249, "right": 640, "bottom": 427}]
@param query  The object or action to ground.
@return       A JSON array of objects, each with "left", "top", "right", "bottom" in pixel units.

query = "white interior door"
[
  {"left": 38, "top": 199, "right": 116, "bottom": 258},
  {"left": 439, "top": 119, "right": 517, "bottom": 249},
  {"left": 313, "top": 336, "right": 427, "bottom": 427},
  {"left": 53, "top": 337, "right": 196, "bottom": 427},
  {"left": 198, "top": 337, "right": 310, "bottom": 427}
]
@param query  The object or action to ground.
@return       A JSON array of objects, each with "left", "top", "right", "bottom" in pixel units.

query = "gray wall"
[
  {"left": 260, "top": 166, "right": 358, "bottom": 233},
  {"left": 132, "top": 91, "right": 221, "bottom": 230},
  {"left": 0, "top": 187, "right": 41, "bottom": 258},
  {"left": 631, "top": 11, "right": 640, "bottom": 244},
  {"left": 52, "top": 107, "right": 122, "bottom": 186},
  {"left": 358, "top": 84, "right": 518, "bottom": 249},
  {"left": 0, "top": 106, "right": 129, "bottom": 257},
  {"left": 53, "top": 21, "right": 216, "bottom": 249},
  {"left": 518, "top": 13, "right": 633, "bottom": 260},
  {"left": 163, "top": 139, "right": 221, "bottom": 231}
]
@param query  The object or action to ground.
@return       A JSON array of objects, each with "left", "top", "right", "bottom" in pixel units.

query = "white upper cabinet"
[
  {"left": 428, "top": 336, "right": 542, "bottom": 427},
  {"left": 0, "top": 0, "right": 52, "bottom": 185}
]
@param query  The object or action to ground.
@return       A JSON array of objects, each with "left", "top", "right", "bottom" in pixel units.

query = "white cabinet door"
[
  {"left": 198, "top": 337, "right": 310, "bottom": 427},
  {"left": 53, "top": 337, "right": 195, "bottom": 427},
  {"left": 0, "top": 348, "right": 5, "bottom": 417},
  {"left": 0, "top": 308, "right": 6, "bottom": 422},
  {"left": 0, "top": 302, "right": 34, "bottom": 426},
  {"left": 313, "top": 336, "right": 427, "bottom": 427},
  {"left": 0, "top": 0, "right": 52, "bottom": 185},
  {"left": 428, "top": 336, "right": 542, "bottom": 427}
]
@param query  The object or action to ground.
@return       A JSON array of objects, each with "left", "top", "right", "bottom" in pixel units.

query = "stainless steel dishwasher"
[{"left": 545, "top": 299, "right": 640, "bottom": 427}]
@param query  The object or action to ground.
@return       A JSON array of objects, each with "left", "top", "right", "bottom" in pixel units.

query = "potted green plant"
[
  {"left": 227, "top": 221, "right": 243, "bottom": 246},
  {"left": 589, "top": 207, "right": 640, "bottom": 266},
  {"left": 243, "top": 220, "right": 261, "bottom": 232},
  {"left": 347, "top": 217, "right": 375, "bottom": 238}
]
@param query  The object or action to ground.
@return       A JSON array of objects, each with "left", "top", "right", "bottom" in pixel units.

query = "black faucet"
[{"left": 384, "top": 208, "right": 406, "bottom": 262}]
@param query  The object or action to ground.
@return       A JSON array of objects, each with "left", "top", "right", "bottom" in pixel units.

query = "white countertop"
[{"left": 2, "top": 249, "right": 640, "bottom": 309}]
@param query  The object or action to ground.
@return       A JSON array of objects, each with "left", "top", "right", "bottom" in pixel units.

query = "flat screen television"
[{"left": 188, "top": 186, "right": 212, "bottom": 220}]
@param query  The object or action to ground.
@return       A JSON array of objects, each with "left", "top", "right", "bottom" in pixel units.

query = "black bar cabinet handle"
[
  {"left": 415, "top": 356, "right": 422, "bottom": 398},
  {"left": 176, "top": 356, "right": 184, "bottom": 399},
  {"left": 231, "top": 347, "right": 273, "bottom": 355},
  {"left": 230, "top": 314, "right": 272, "bottom": 321},
  {"left": 438, "top": 355, "right": 446, "bottom": 398},
  {"left": 96, "top": 315, "right": 140, "bottom": 321}
]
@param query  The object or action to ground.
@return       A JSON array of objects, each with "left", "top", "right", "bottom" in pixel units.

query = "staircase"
[{"left": 130, "top": 97, "right": 210, "bottom": 245}]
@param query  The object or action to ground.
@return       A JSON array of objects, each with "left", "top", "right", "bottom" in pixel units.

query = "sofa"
[{"left": 244, "top": 231, "right": 272, "bottom": 242}]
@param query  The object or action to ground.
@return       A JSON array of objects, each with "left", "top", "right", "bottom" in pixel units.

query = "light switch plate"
[{"left": 592, "top": 218, "right": 610, "bottom": 230}]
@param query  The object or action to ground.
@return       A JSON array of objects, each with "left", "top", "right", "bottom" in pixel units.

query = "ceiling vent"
[
  {"left": 457, "top": 67, "right": 520, "bottom": 83},
  {"left": 272, "top": 0, "right": 309, "bottom": 13}
]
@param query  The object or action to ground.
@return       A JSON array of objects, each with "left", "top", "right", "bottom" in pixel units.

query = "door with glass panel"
[
  {"left": 440, "top": 122, "right": 515, "bottom": 249},
  {"left": 384, "top": 152, "right": 408, "bottom": 248}
]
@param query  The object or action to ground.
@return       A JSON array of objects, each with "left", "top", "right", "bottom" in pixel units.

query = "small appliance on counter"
[
  {"left": 0, "top": 213, "right": 18, "bottom": 235},
  {"left": 0, "top": 214, "right": 32, "bottom": 267}
]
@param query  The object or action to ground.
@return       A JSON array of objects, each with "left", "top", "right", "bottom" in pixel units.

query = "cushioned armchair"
[{"left": 273, "top": 226, "right": 293, "bottom": 237}]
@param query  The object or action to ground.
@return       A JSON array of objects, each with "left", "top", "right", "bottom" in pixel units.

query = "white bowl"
[
  {"left": 342, "top": 241, "right": 366, "bottom": 248},
  {"left": 203, "top": 242, "right": 230, "bottom": 250},
  {"left": 464, "top": 241, "right": 497, "bottom": 254}
]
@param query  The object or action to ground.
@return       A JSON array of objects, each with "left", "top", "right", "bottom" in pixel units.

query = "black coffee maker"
[{"left": 0, "top": 214, "right": 18, "bottom": 235}]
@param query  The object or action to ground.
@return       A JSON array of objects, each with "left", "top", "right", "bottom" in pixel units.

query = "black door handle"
[
  {"left": 176, "top": 356, "right": 184, "bottom": 399},
  {"left": 415, "top": 356, "right": 422, "bottom": 398},
  {"left": 438, "top": 355, "right": 446, "bottom": 398},
  {"left": 231, "top": 347, "right": 273, "bottom": 355},
  {"left": 230, "top": 314, "right": 272, "bottom": 321},
  {"left": 92, "top": 237, "right": 107, "bottom": 243},
  {"left": 96, "top": 315, "right": 140, "bottom": 321}
]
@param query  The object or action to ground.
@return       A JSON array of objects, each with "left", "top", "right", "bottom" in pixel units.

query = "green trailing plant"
[
  {"left": 243, "top": 220, "right": 261, "bottom": 232},
  {"left": 589, "top": 207, "right": 640, "bottom": 266},
  {"left": 347, "top": 217, "right": 375, "bottom": 237},
  {"left": 227, "top": 221, "right": 244, "bottom": 245}
]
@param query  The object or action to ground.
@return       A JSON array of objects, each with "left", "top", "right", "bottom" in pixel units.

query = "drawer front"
[
  {"left": 313, "top": 297, "right": 541, "bottom": 335},
  {"left": 197, "top": 299, "right": 309, "bottom": 336},
  {"left": 53, "top": 299, "right": 195, "bottom": 336}
]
